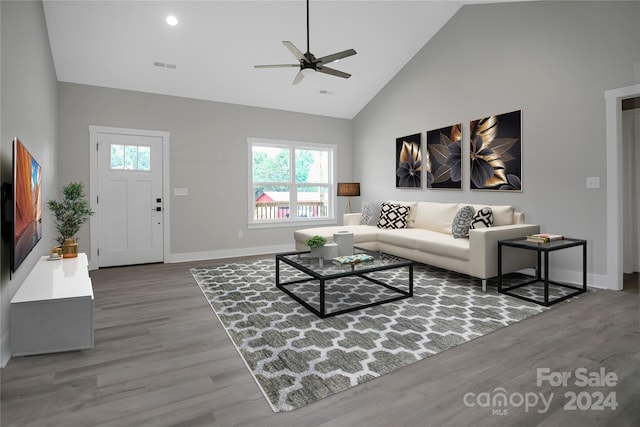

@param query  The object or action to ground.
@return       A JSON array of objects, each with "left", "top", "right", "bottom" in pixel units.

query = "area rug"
[{"left": 190, "top": 258, "right": 555, "bottom": 412}]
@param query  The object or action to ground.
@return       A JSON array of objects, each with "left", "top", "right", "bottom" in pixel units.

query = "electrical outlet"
[
  {"left": 586, "top": 177, "right": 600, "bottom": 189},
  {"left": 238, "top": 230, "right": 244, "bottom": 239}
]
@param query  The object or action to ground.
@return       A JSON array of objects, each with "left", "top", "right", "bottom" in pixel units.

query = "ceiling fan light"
[{"left": 301, "top": 68, "right": 316, "bottom": 77}]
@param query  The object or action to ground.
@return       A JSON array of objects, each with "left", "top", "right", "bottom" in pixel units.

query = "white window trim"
[{"left": 247, "top": 137, "right": 337, "bottom": 229}]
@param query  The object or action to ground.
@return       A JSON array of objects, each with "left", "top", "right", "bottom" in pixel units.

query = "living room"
[{"left": 1, "top": 1, "right": 639, "bottom": 425}]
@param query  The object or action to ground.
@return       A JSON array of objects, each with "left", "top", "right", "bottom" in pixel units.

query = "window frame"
[{"left": 248, "top": 137, "right": 337, "bottom": 229}]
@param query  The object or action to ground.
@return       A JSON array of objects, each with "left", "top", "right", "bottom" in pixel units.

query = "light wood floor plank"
[{"left": 1, "top": 260, "right": 638, "bottom": 427}]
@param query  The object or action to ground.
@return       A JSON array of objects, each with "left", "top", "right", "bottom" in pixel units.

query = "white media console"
[{"left": 10, "top": 253, "right": 94, "bottom": 356}]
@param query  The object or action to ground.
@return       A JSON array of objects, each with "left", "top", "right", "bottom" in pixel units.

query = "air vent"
[{"left": 153, "top": 61, "right": 177, "bottom": 70}]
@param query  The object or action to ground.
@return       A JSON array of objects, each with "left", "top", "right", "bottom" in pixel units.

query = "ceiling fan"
[{"left": 254, "top": 0, "right": 357, "bottom": 85}]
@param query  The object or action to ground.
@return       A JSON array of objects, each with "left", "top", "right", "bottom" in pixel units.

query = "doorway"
[
  {"left": 605, "top": 84, "right": 640, "bottom": 290},
  {"left": 89, "top": 126, "right": 171, "bottom": 269},
  {"left": 622, "top": 102, "right": 640, "bottom": 275}
]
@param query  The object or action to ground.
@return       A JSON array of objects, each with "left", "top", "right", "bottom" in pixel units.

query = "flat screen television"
[{"left": 11, "top": 137, "right": 43, "bottom": 272}]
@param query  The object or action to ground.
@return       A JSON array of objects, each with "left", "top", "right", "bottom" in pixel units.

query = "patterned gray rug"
[{"left": 190, "top": 258, "right": 553, "bottom": 412}]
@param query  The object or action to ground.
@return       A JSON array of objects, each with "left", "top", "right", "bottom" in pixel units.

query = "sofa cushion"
[
  {"left": 360, "top": 201, "right": 381, "bottom": 225},
  {"left": 470, "top": 207, "right": 493, "bottom": 229},
  {"left": 452, "top": 205, "right": 476, "bottom": 238},
  {"left": 377, "top": 202, "right": 410, "bottom": 229},
  {"left": 294, "top": 225, "right": 379, "bottom": 246},
  {"left": 470, "top": 204, "right": 514, "bottom": 226},
  {"left": 376, "top": 228, "right": 418, "bottom": 250},
  {"left": 387, "top": 200, "right": 418, "bottom": 227},
  {"left": 413, "top": 229, "right": 470, "bottom": 260},
  {"left": 413, "top": 202, "right": 460, "bottom": 234}
]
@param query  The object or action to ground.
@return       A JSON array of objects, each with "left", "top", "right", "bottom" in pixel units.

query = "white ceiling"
[{"left": 43, "top": 1, "right": 507, "bottom": 119}]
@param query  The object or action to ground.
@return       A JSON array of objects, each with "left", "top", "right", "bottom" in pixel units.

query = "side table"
[{"left": 498, "top": 237, "right": 587, "bottom": 306}]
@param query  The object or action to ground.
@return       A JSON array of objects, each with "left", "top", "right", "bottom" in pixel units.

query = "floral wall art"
[
  {"left": 426, "top": 123, "right": 462, "bottom": 190},
  {"left": 469, "top": 110, "right": 522, "bottom": 191},
  {"left": 395, "top": 133, "right": 422, "bottom": 188}
]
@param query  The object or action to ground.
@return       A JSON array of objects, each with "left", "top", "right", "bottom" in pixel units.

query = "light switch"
[
  {"left": 174, "top": 187, "right": 189, "bottom": 196},
  {"left": 586, "top": 177, "right": 600, "bottom": 189}
]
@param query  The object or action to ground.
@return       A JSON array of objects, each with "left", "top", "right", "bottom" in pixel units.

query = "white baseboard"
[
  {"left": 551, "top": 268, "right": 609, "bottom": 290},
  {"left": 97, "top": 244, "right": 616, "bottom": 292},
  {"left": 1, "top": 331, "right": 11, "bottom": 368},
  {"left": 166, "top": 243, "right": 296, "bottom": 264},
  {"left": 517, "top": 268, "right": 611, "bottom": 290},
  {"left": 87, "top": 244, "right": 297, "bottom": 270}
]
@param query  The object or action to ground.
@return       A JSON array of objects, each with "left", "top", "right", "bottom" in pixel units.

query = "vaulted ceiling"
[{"left": 43, "top": 1, "right": 518, "bottom": 119}]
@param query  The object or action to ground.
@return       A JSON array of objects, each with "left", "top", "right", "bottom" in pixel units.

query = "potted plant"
[
  {"left": 47, "top": 182, "right": 95, "bottom": 258},
  {"left": 305, "top": 235, "right": 327, "bottom": 258}
]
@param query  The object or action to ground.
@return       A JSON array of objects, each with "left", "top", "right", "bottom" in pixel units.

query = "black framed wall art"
[
  {"left": 426, "top": 123, "right": 462, "bottom": 190},
  {"left": 395, "top": 133, "right": 422, "bottom": 188},
  {"left": 469, "top": 110, "right": 522, "bottom": 191}
]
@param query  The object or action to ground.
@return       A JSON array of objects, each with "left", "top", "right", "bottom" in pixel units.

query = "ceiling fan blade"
[
  {"left": 283, "top": 41, "right": 306, "bottom": 62},
  {"left": 254, "top": 64, "right": 298, "bottom": 68},
  {"left": 317, "top": 66, "right": 351, "bottom": 79},
  {"left": 292, "top": 71, "right": 305, "bottom": 85},
  {"left": 317, "top": 49, "right": 357, "bottom": 65}
]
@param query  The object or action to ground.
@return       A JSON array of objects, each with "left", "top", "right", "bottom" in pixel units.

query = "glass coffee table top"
[{"left": 277, "top": 249, "right": 412, "bottom": 279}]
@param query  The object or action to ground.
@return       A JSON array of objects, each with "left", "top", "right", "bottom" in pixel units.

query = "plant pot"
[
  {"left": 309, "top": 246, "right": 324, "bottom": 259},
  {"left": 62, "top": 238, "right": 78, "bottom": 258}
]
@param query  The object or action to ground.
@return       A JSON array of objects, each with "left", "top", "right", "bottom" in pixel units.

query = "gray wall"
[
  {"left": 57, "top": 83, "right": 352, "bottom": 258},
  {"left": 0, "top": 0, "right": 59, "bottom": 365},
  {"left": 352, "top": 1, "right": 640, "bottom": 285}
]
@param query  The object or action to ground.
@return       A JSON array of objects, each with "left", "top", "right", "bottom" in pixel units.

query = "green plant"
[
  {"left": 304, "top": 235, "right": 327, "bottom": 248},
  {"left": 47, "top": 182, "right": 95, "bottom": 245}
]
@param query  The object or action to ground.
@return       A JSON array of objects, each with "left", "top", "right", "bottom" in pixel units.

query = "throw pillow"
[
  {"left": 360, "top": 202, "right": 382, "bottom": 226},
  {"left": 376, "top": 202, "right": 410, "bottom": 229},
  {"left": 470, "top": 207, "right": 493, "bottom": 229},
  {"left": 470, "top": 204, "right": 514, "bottom": 226},
  {"left": 387, "top": 200, "right": 418, "bottom": 227},
  {"left": 452, "top": 205, "right": 476, "bottom": 238}
]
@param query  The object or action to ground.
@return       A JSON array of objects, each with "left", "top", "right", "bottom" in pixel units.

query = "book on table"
[
  {"left": 526, "top": 233, "right": 564, "bottom": 243},
  {"left": 333, "top": 254, "right": 375, "bottom": 265}
]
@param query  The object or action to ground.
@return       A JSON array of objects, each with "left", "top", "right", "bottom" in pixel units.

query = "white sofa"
[{"left": 294, "top": 201, "right": 540, "bottom": 292}]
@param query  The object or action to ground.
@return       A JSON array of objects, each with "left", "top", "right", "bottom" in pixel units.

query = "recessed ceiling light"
[{"left": 166, "top": 15, "right": 178, "bottom": 26}]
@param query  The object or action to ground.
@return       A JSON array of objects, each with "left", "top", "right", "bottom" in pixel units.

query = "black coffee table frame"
[
  {"left": 275, "top": 251, "right": 413, "bottom": 318},
  {"left": 498, "top": 237, "right": 587, "bottom": 306}
]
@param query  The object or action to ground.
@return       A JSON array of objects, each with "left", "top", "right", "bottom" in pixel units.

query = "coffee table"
[{"left": 275, "top": 250, "right": 413, "bottom": 318}]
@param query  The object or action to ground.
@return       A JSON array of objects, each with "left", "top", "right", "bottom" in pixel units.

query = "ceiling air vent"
[{"left": 153, "top": 61, "right": 177, "bottom": 70}]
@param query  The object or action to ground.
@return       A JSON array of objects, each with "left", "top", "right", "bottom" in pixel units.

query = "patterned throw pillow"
[
  {"left": 452, "top": 205, "right": 476, "bottom": 238},
  {"left": 376, "top": 202, "right": 410, "bottom": 229},
  {"left": 360, "top": 202, "right": 382, "bottom": 225},
  {"left": 470, "top": 207, "right": 493, "bottom": 229}
]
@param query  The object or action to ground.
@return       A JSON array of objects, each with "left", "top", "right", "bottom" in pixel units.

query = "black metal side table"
[{"left": 498, "top": 237, "right": 587, "bottom": 306}]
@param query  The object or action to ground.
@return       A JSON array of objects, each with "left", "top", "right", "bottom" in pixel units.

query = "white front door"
[{"left": 96, "top": 132, "right": 164, "bottom": 267}]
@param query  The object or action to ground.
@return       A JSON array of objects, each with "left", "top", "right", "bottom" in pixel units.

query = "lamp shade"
[{"left": 337, "top": 182, "right": 360, "bottom": 197}]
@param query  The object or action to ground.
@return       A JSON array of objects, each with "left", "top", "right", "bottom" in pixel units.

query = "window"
[
  {"left": 110, "top": 144, "right": 151, "bottom": 171},
  {"left": 249, "top": 137, "right": 336, "bottom": 226}
]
